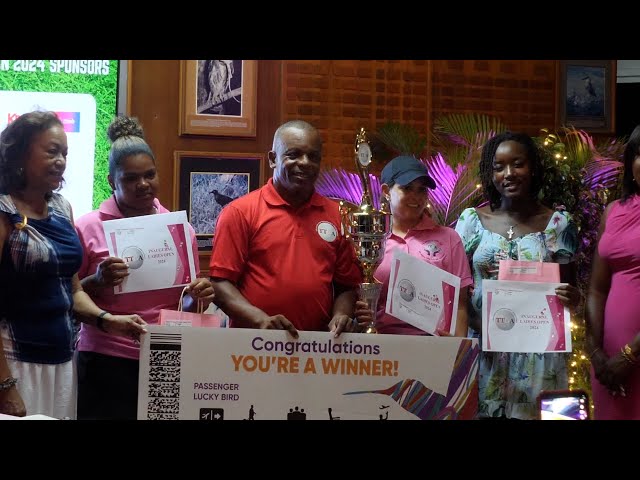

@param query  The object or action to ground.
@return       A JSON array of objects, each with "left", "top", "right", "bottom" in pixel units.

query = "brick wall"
[{"left": 282, "top": 60, "right": 557, "bottom": 170}]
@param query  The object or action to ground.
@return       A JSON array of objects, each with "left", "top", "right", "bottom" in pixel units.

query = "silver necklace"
[{"left": 507, "top": 224, "right": 517, "bottom": 240}]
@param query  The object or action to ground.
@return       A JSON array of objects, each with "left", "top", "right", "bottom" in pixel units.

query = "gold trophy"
[{"left": 340, "top": 128, "right": 392, "bottom": 334}]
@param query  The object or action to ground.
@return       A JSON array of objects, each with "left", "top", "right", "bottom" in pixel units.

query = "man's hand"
[
  {"left": 258, "top": 314, "right": 299, "bottom": 339},
  {"left": 353, "top": 300, "right": 375, "bottom": 333},
  {"left": 329, "top": 314, "right": 358, "bottom": 337},
  {"left": 185, "top": 278, "right": 215, "bottom": 309}
]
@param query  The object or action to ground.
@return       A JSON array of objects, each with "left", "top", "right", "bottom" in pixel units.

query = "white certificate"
[
  {"left": 482, "top": 280, "right": 572, "bottom": 353},
  {"left": 385, "top": 250, "right": 461, "bottom": 335},
  {"left": 102, "top": 211, "right": 196, "bottom": 294}
]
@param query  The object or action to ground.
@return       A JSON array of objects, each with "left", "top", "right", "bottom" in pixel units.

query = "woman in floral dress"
[{"left": 455, "top": 132, "right": 581, "bottom": 419}]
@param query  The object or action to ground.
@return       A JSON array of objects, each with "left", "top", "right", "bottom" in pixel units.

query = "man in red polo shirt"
[{"left": 209, "top": 120, "right": 363, "bottom": 337}]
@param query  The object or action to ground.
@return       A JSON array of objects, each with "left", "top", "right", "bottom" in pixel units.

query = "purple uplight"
[
  {"left": 316, "top": 169, "right": 382, "bottom": 209},
  {"left": 422, "top": 154, "right": 483, "bottom": 227}
]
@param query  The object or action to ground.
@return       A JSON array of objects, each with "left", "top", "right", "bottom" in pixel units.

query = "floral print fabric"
[{"left": 455, "top": 207, "right": 578, "bottom": 419}]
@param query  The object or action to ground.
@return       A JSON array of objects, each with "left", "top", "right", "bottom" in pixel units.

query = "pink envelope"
[{"left": 498, "top": 259, "right": 560, "bottom": 283}]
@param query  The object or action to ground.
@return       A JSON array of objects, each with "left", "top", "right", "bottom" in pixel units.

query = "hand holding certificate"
[
  {"left": 482, "top": 280, "right": 571, "bottom": 353},
  {"left": 385, "top": 250, "right": 461, "bottom": 335},
  {"left": 102, "top": 211, "right": 197, "bottom": 294}
]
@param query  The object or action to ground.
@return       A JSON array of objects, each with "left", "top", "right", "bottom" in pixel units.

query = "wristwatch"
[{"left": 96, "top": 311, "right": 109, "bottom": 332}]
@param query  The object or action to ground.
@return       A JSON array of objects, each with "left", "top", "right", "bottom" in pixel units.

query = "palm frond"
[
  {"left": 423, "top": 154, "right": 483, "bottom": 227},
  {"left": 432, "top": 113, "right": 507, "bottom": 149},
  {"left": 583, "top": 158, "right": 623, "bottom": 189},
  {"left": 559, "top": 127, "right": 594, "bottom": 169},
  {"left": 373, "top": 122, "right": 427, "bottom": 158},
  {"left": 315, "top": 168, "right": 382, "bottom": 209},
  {"left": 595, "top": 136, "right": 626, "bottom": 161}
]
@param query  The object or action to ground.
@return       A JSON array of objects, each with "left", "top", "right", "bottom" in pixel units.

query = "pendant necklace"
[{"left": 507, "top": 224, "right": 517, "bottom": 240}]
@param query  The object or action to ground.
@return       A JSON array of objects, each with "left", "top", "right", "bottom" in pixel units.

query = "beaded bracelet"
[
  {"left": 621, "top": 345, "right": 638, "bottom": 365},
  {"left": 0, "top": 377, "right": 18, "bottom": 391},
  {"left": 624, "top": 344, "right": 638, "bottom": 363}
]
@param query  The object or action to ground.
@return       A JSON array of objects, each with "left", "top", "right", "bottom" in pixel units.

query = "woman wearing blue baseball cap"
[{"left": 354, "top": 155, "right": 472, "bottom": 337}]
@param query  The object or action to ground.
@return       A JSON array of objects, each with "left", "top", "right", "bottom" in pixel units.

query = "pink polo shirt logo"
[{"left": 422, "top": 240, "right": 443, "bottom": 259}]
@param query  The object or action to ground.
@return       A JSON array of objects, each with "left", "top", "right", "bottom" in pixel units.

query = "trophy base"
[
  {"left": 363, "top": 324, "right": 378, "bottom": 334},
  {"left": 359, "top": 282, "right": 382, "bottom": 335}
]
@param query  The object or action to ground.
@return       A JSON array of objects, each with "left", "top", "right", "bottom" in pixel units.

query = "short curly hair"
[
  {"left": 479, "top": 131, "right": 544, "bottom": 210},
  {"left": 0, "top": 111, "right": 63, "bottom": 194}
]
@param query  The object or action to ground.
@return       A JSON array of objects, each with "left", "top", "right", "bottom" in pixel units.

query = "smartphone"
[{"left": 537, "top": 389, "right": 590, "bottom": 420}]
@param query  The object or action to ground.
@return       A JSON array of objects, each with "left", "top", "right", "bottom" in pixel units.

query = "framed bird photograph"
[
  {"left": 178, "top": 60, "right": 258, "bottom": 137},
  {"left": 556, "top": 60, "right": 616, "bottom": 134},
  {"left": 173, "top": 151, "right": 264, "bottom": 255}
]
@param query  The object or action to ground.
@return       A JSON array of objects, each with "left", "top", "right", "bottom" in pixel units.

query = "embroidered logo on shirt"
[
  {"left": 316, "top": 221, "right": 338, "bottom": 242},
  {"left": 421, "top": 240, "right": 442, "bottom": 259}
]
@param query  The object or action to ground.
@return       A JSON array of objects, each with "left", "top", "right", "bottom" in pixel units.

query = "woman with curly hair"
[
  {"left": 74, "top": 115, "right": 215, "bottom": 419},
  {"left": 454, "top": 131, "right": 581, "bottom": 419}
]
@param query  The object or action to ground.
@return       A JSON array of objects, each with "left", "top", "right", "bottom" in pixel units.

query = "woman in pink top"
[
  {"left": 74, "top": 116, "right": 214, "bottom": 420},
  {"left": 587, "top": 125, "right": 640, "bottom": 419},
  {"left": 354, "top": 155, "right": 472, "bottom": 336}
]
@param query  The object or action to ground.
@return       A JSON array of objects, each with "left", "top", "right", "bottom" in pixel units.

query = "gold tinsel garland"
[{"left": 569, "top": 314, "right": 593, "bottom": 414}]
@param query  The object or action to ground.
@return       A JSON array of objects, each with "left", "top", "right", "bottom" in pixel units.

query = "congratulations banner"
[{"left": 137, "top": 326, "right": 479, "bottom": 420}]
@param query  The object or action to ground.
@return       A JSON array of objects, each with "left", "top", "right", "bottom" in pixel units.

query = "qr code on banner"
[
  {"left": 147, "top": 413, "right": 180, "bottom": 420},
  {"left": 149, "top": 350, "right": 181, "bottom": 366},
  {"left": 148, "top": 381, "right": 181, "bottom": 398},
  {"left": 149, "top": 365, "right": 181, "bottom": 383},
  {"left": 147, "top": 397, "right": 180, "bottom": 414},
  {"left": 145, "top": 332, "right": 182, "bottom": 419}
]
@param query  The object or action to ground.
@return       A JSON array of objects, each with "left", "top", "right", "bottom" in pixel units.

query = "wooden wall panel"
[
  {"left": 282, "top": 60, "right": 431, "bottom": 172},
  {"left": 130, "top": 60, "right": 559, "bottom": 189},
  {"left": 128, "top": 60, "right": 282, "bottom": 272},
  {"left": 282, "top": 60, "right": 558, "bottom": 170},
  {"left": 430, "top": 60, "right": 556, "bottom": 134}
]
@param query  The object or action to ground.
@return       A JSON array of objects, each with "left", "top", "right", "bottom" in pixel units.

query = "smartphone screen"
[{"left": 538, "top": 390, "right": 589, "bottom": 420}]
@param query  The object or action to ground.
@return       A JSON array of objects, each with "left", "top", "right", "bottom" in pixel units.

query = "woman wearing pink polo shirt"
[
  {"left": 74, "top": 116, "right": 215, "bottom": 420},
  {"left": 354, "top": 155, "right": 472, "bottom": 336}
]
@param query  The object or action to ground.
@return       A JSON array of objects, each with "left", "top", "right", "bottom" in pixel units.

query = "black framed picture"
[
  {"left": 173, "top": 151, "right": 264, "bottom": 255},
  {"left": 557, "top": 60, "right": 616, "bottom": 134},
  {"left": 179, "top": 60, "right": 257, "bottom": 137}
]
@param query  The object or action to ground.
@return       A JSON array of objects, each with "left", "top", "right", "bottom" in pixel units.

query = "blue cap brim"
[{"left": 395, "top": 171, "right": 436, "bottom": 189}]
